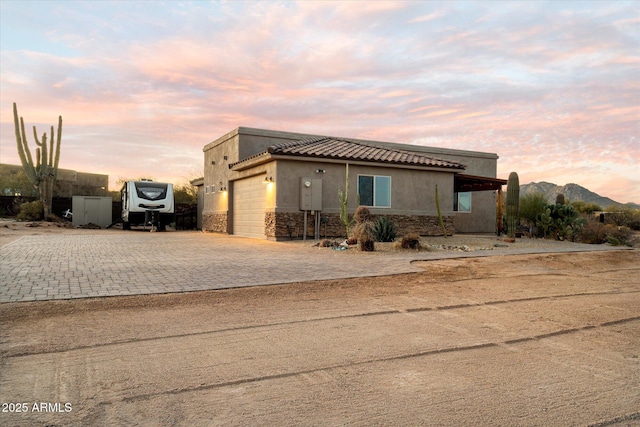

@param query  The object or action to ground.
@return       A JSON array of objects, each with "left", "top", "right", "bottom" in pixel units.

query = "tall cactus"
[
  {"left": 506, "top": 171, "right": 520, "bottom": 239},
  {"left": 435, "top": 184, "right": 447, "bottom": 237},
  {"left": 13, "top": 102, "right": 62, "bottom": 218},
  {"left": 338, "top": 163, "right": 355, "bottom": 237}
]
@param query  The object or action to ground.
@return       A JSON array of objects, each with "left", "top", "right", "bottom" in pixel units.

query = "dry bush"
[
  {"left": 577, "top": 221, "right": 633, "bottom": 246},
  {"left": 604, "top": 225, "right": 633, "bottom": 246},
  {"left": 577, "top": 221, "right": 608, "bottom": 244},
  {"left": 353, "top": 206, "right": 371, "bottom": 223},
  {"left": 351, "top": 221, "right": 375, "bottom": 251},
  {"left": 17, "top": 200, "right": 43, "bottom": 221},
  {"left": 400, "top": 233, "right": 421, "bottom": 250}
]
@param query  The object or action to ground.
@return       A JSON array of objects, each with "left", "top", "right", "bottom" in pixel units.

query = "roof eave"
[
  {"left": 229, "top": 152, "right": 273, "bottom": 171},
  {"left": 232, "top": 153, "right": 465, "bottom": 172}
]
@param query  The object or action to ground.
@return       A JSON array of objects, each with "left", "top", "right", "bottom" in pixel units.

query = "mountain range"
[{"left": 519, "top": 182, "right": 639, "bottom": 210}]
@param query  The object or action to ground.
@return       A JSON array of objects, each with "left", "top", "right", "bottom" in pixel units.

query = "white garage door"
[{"left": 233, "top": 176, "right": 266, "bottom": 238}]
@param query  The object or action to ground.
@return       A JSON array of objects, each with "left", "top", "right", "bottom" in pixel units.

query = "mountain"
[{"left": 519, "top": 182, "right": 639, "bottom": 209}]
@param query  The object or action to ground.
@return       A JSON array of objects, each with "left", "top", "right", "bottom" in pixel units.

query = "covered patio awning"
[{"left": 455, "top": 174, "right": 507, "bottom": 192}]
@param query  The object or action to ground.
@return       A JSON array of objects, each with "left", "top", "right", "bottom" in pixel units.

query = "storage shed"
[{"left": 71, "top": 196, "right": 112, "bottom": 229}]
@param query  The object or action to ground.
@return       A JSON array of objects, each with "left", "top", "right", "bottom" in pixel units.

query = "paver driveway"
[
  {"left": 1, "top": 231, "right": 423, "bottom": 302},
  {"left": 0, "top": 230, "right": 624, "bottom": 302}
]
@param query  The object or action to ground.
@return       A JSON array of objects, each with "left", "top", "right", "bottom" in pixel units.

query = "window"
[
  {"left": 358, "top": 175, "right": 391, "bottom": 208},
  {"left": 454, "top": 192, "right": 471, "bottom": 212}
]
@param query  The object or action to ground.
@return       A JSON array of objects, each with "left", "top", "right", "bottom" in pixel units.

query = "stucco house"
[{"left": 200, "top": 127, "right": 505, "bottom": 240}]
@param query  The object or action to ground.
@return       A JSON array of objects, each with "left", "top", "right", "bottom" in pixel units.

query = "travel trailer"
[{"left": 121, "top": 180, "right": 174, "bottom": 231}]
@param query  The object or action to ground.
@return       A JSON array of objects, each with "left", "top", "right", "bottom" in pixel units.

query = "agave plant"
[{"left": 373, "top": 216, "right": 397, "bottom": 242}]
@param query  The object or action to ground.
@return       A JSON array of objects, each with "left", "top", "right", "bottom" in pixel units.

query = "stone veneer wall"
[
  {"left": 266, "top": 212, "right": 454, "bottom": 240},
  {"left": 203, "top": 213, "right": 228, "bottom": 233}
]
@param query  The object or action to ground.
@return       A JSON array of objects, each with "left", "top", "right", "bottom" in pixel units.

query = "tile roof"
[{"left": 232, "top": 136, "right": 465, "bottom": 170}]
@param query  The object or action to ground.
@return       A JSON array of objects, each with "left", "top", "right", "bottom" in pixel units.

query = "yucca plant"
[{"left": 373, "top": 216, "right": 397, "bottom": 242}]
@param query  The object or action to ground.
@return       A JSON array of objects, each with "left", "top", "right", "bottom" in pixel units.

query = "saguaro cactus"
[
  {"left": 13, "top": 102, "right": 62, "bottom": 218},
  {"left": 506, "top": 171, "right": 520, "bottom": 239}
]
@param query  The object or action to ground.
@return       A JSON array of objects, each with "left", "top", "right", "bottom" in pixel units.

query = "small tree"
[
  {"left": 519, "top": 192, "right": 547, "bottom": 227},
  {"left": 174, "top": 183, "right": 198, "bottom": 204},
  {"left": 13, "top": 103, "right": 62, "bottom": 218},
  {"left": 0, "top": 165, "right": 38, "bottom": 197},
  {"left": 571, "top": 200, "right": 602, "bottom": 215}
]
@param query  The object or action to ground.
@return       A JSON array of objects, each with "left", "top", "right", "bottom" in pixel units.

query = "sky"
[{"left": 1, "top": 1, "right": 638, "bottom": 203}]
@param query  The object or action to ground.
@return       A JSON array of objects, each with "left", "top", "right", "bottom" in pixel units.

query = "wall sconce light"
[
  {"left": 263, "top": 176, "right": 274, "bottom": 184},
  {"left": 219, "top": 182, "right": 227, "bottom": 191},
  {"left": 315, "top": 169, "right": 326, "bottom": 174}
]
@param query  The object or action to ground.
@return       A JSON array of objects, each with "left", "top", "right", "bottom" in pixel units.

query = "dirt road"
[{"left": 1, "top": 250, "right": 639, "bottom": 426}]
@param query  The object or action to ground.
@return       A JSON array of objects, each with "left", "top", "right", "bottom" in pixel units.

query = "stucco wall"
[
  {"left": 273, "top": 159, "right": 455, "bottom": 216},
  {"left": 427, "top": 150, "right": 498, "bottom": 233}
]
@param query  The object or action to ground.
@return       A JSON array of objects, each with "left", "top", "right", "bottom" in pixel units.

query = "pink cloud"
[{"left": 1, "top": 1, "right": 638, "bottom": 203}]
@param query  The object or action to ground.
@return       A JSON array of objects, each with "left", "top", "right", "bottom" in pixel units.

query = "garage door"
[{"left": 233, "top": 176, "right": 266, "bottom": 238}]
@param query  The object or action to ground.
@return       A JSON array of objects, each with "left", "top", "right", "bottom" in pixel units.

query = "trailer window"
[{"left": 135, "top": 182, "right": 167, "bottom": 200}]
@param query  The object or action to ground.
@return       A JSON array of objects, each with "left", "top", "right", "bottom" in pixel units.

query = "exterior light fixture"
[
  {"left": 315, "top": 169, "right": 326, "bottom": 174},
  {"left": 263, "top": 176, "right": 273, "bottom": 184}
]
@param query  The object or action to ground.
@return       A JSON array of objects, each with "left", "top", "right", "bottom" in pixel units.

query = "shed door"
[
  {"left": 233, "top": 176, "right": 266, "bottom": 238},
  {"left": 85, "top": 198, "right": 102, "bottom": 225}
]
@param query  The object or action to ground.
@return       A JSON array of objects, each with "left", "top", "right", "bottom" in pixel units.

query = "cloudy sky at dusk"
[{"left": 1, "top": 0, "right": 638, "bottom": 203}]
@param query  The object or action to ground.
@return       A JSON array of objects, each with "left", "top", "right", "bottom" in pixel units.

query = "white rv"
[{"left": 121, "top": 180, "right": 174, "bottom": 231}]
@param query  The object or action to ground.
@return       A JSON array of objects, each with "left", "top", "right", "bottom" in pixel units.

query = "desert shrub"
[
  {"left": 353, "top": 205, "right": 371, "bottom": 223},
  {"left": 17, "top": 200, "right": 43, "bottom": 221},
  {"left": 576, "top": 221, "right": 608, "bottom": 244},
  {"left": 373, "top": 217, "right": 397, "bottom": 242},
  {"left": 319, "top": 239, "right": 339, "bottom": 248},
  {"left": 604, "top": 225, "right": 633, "bottom": 246},
  {"left": 604, "top": 205, "right": 640, "bottom": 230},
  {"left": 400, "top": 233, "right": 421, "bottom": 250},
  {"left": 577, "top": 222, "right": 633, "bottom": 246},
  {"left": 46, "top": 213, "right": 63, "bottom": 223},
  {"left": 351, "top": 221, "right": 375, "bottom": 251}
]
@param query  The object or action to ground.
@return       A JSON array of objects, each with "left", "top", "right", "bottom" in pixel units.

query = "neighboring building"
[
  {"left": 0, "top": 163, "right": 109, "bottom": 197},
  {"left": 200, "top": 127, "right": 505, "bottom": 240}
]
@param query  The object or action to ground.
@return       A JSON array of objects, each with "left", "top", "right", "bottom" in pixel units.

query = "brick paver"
[{"left": 0, "top": 231, "right": 625, "bottom": 303}]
